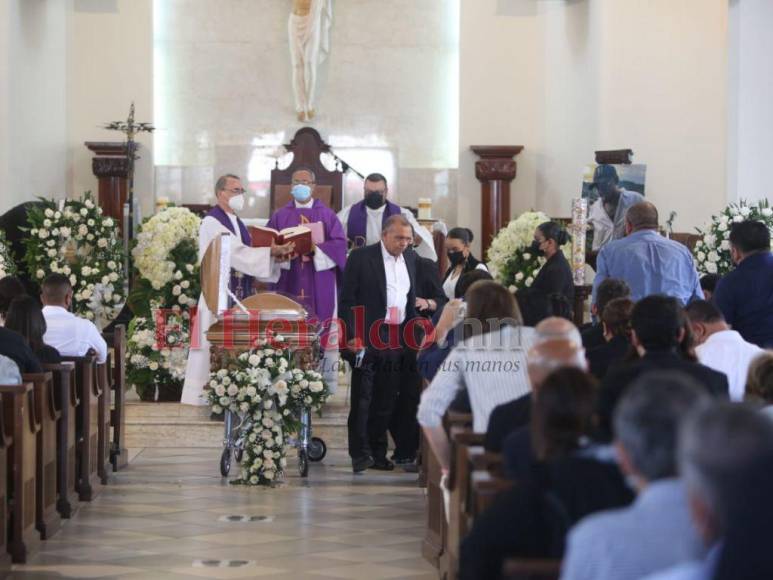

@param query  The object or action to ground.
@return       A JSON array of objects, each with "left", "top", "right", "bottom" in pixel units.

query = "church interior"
[{"left": 0, "top": 0, "right": 772, "bottom": 579}]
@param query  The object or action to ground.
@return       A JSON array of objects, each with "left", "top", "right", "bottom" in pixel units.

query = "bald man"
[
  {"left": 592, "top": 202, "right": 703, "bottom": 306},
  {"left": 484, "top": 332, "right": 587, "bottom": 453}
]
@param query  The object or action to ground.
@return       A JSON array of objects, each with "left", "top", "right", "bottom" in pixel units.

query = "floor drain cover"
[
  {"left": 193, "top": 559, "right": 255, "bottom": 568},
  {"left": 218, "top": 514, "right": 275, "bottom": 523}
]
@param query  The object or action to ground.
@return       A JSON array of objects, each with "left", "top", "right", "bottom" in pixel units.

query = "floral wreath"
[
  {"left": 487, "top": 210, "right": 571, "bottom": 292},
  {"left": 0, "top": 229, "right": 16, "bottom": 279},
  {"left": 126, "top": 206, "right": 201, "bottom": 401},
  {"left": 693, "top": 199, "right": 773, "bottom": 276},
  {"left": 24, "top": 192, "right": 125, "bottom": 326},
  {"left": 205, "top": 339, "right": 330, "bottom": 486}
]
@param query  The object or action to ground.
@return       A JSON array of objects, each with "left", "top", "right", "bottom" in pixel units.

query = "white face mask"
[{"left": 228, "top": 193, "right": 245, "bottom": 213}]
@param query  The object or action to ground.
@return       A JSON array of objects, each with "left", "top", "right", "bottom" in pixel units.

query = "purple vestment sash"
[
  {"left": 206, "top": 205, "right": 254, "bottom": 301},
  {"left": 345, "top": 199, "right": 401, "bottom": 249}
]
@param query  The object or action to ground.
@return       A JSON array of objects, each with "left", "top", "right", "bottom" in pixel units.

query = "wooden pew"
[
  {"left": 502, "top": 559, "right": 562, "bottom": 580},
  {"left": 62, "top": 354, "right": 100, "bottom": 501},
  {"left": 0, "top": 382, "right": 40, "bottom": 563},
  {"left": 42, "top": 363, "right": 78, "bottom": 519},
  {"left": 0, "top": 386, "right": 13, "bottom": 577},
  {"left": 422, "top": 411, "right": 473, "bottom": 573},
  {"left": 104, "top": 326, "right": 128, "bottom": 471},
  {"left": 22, "top": 372, "right": 61, "bottom": 540},
  {"left": 96, "top": 361, "right": 111, "bottom": 484}
]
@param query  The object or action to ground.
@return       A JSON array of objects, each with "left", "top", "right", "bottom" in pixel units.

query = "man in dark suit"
[
  {"left": 586, "top": 297, "right": 634, "bottom": 380},
  {"left": 339, "top": 215, "right": 419, "bottom": 472},
  {"left": 388, "top": 248, "right": 446, "bottom": 468},
  {"left": 580, "top": 278, "right": 630, "bottom": 350},
  {"left": 597, "top": 295, "right": 729, "bottom": 441}
]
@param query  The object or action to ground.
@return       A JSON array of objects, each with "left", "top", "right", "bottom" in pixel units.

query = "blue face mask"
[{"left": 291, "top": 184, "right": 312, "bottom": 202}]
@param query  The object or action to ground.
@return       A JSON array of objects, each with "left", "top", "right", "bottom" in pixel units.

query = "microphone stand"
[{"left": 327, "top": 149, "right": 365, "bottom": 180}]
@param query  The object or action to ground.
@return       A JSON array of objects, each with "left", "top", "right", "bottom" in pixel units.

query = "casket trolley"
[{"left": 201, "top": 233, "right": 327, "bottom": 478}]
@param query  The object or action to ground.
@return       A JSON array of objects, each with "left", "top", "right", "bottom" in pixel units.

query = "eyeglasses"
[
  {"left": 291, "top": 179, "right": 315, "bottom": 186},
  {"left": 222, "top": 188, "right": 246, "bottom": 195}
]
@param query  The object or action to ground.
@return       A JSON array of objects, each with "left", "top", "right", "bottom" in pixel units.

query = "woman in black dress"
[
  {"left": 5, "top": 295, "right": 62, "bottom": 365},
  {"left": 518, "top": 221, "right": 575, "bottom": 326},
  {"left": 441, "top": 227, "right": 488, "bottom": 301}
]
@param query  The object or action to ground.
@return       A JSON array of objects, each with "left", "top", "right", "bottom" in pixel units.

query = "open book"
[{"left": 248, "top": 222, "right": 324, "bottom": 256}]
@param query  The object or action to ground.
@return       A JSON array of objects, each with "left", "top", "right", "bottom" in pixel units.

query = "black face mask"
[
  {"left": 529, "top": 240, "right": 544, "bottom": 257},
  {"left": 447, "top": 250, "right": 465, "bottom": 266},
  {"left": 364, "top": 191, "right": 385, "bottom": 210}
]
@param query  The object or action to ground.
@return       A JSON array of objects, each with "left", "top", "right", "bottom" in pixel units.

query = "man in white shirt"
[
  {"left": 338, "top": 214, "right": 418, "bottom": 472},
  {"left": 587, "top": 165, "right": 644, "bottom": 251},
  {"left": 337, "top": 173, "right": 437, "bottom": 261},
  {"left": 41, "top": 273, "right": 108, "bottom": 363},
  {"left": 685, "top": 299, "right": 763, "bottom": 402}
]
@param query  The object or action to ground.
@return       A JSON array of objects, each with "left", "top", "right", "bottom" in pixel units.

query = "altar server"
[
  {"left": 266, "top": 167, "right": 347, "bottom": 393},
  {"left": 337, "top": 173, "right": 437, "bottom": 261},
  {"left": 181, "top": 174, "right": 294, "bottom": 406}
]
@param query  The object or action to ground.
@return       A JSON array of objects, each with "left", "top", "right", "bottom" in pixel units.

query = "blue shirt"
[
  {"left": 713, "top": 252, "right": 773, "bottom": 348},
  {"left": 592, "top": 230, "right": 703, "bottom": 305}
]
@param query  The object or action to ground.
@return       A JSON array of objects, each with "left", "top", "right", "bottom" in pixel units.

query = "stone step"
[{"left": 124, "top": 388, "right": 351, "bottom": 450}]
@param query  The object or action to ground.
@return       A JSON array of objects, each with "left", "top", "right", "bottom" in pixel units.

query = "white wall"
[
  {"left": 727, "top": 0, "right": 773, "bottom": 204},
  {"left": 67, "top": 0, "right": 154, "bottom": 217},
  {"left": 460, "top": 0, "right": 729, "bottom": 256},
  {"left": 0, "top": 0, "right": 69, "bottom": 214}
]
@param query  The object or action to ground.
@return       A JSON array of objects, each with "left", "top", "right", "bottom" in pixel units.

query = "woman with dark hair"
[
  {"left": 441, "top": 227, "right": 488, "bottom": 300},
  {"left": 459, "top": 367, "right": 633, "bottom": 580},
  {"left": 0, "top": 276, "right": 25, "bottom": 324},
  {"left": 518, "top": 221, "right": 575, "bottom": 326},
  {"left": 418, "top": 280, "right": 536, "bottom": 473},
  {"left": 5, "top": 295, "right": 61, "bottom": 364}
]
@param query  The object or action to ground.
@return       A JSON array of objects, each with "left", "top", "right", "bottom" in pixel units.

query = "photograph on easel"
[{"left": 581, "top": 163, "right": 648, "bottom": 203}]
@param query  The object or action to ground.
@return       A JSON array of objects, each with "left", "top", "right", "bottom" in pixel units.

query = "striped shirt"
[{"left": 417, "top": 325, "right": 535, "bottom": 433}]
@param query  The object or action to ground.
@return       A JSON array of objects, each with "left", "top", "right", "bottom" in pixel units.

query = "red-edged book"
[{"left": 248, "top": 222, "right": 324, "bottom": 255}]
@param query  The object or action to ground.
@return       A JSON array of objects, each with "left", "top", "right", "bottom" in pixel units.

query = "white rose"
[
  {"left": 720, "top": 240, "right": 730, "bottom": 251},
  {"left": 697, "top": 251, "right": 706, "bottom": 262},
  {"left": 80, "top": 208, "right": 88, "bottom": 216},
  {"left": 705, "top": 262, "right": 718, "bottom": 274},
  {"left": 47, "top": 249, "right": 56, "bottom": 257},
  {"left": 181, "top": 280, "right": 190, "bottom": 289},
  {"left": 248, "top": 354, "right": 260, "bottom": 366},
  {"left": 219, "top": 396, "right": 230, "bottom": 406},
  {"left": 733, "top": 215, "right": 744, "bottom": 223},
  {"left": 44, "top": 209, "right": 54, "bottom": 218},
  {"left": 708, "top": 251, "right": 719, "bottom": 263},
  {"left": 215, "top": 385, "right": 225, "bottom": 396},
  {"left": 186, "top": 264, "right": 194, "bottom": 273},
  {"left": 78, "top": 224, "right": 88, "bottom": 236},
  {"left": 762, "top": 208, "right": 772, "bottom": 217},
  {"left": 515, "top": 272, "right": 524, "bottom": 281},
  {"left": 264, "top": 471, "right": 275, "bottom": 481},
  {"left": 104, "top": 218, "right": 114, "bottom": 227},
  {"left": 525, "top": 277, "right": 534, "bottom": 287},
  {"left": 718, "top": 223, "right": 728, "bottom": 232},
  {"left": 740, "top": 206, "right": 751, "bottom": 217},
  {"left": 149, "top": 362, "right": 159, "bottom": 371},
  {"left": 109, "top": 273, "right": 118, "bottom": 282},
  {"left": 263, "top": 399, "right": 273, "bottom": 409},
  {"left": 522, "top": 253, "right": 531, "bottom": 260},
  {"left": 39, "top": 229, "right": 49, "bottom": 239},
  {"left": 97, "top": 238, "right": 108, "bottom": 248},
  {"left": 174, "top": 271, "right": 183, "bottom": 280},
  {"left": 36, "top": 269, "right": 44, "bottom": 279},
  {"left": 246, "top": 386, "right": 257, "bottom": 397},
  {"left": 249, "top": 475, "right": 259, "bottom": 484},
  {"left": 239, "top": 402, "right": 249, "bottom": 412},
  {"left": 172, "top": 285, "right": 181, "bottom": 296},
  {"left": 87, "top": 219, "right": 95, "bottom": 226},
  {"left": 69, "top": 274, "right": 76, "bottom": 286},
  {"left": 86, "top": 233, "right": 94, "bottom": 241},
  {"left": 227, "top": 384, "right": 238, "bottom": 396},
  {"left": 43, "top": 219, "right": 52, "bottom": 227},
  {"left": 212, "top": 404, "right": 222, "bottom": 414}
]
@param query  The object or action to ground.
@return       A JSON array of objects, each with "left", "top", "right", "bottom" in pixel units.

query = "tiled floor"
[{"left": 11, "top": 448, "right": 436, "bottom": 579}]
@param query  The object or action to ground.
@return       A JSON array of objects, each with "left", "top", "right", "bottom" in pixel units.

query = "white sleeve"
[
  {"left": 86, "top": 321, "right": 108, "bottom": 364},
  {"left": 199, "top": 216, "right": 280, "bottom": 282},
  {"left": 336, "top": 205, "right": 351, "bottom": 233},
  {"left": 312, "top": 246, "right": 337, "bottom": 271},
  {"left": 402, "top": 208, "right": 438, "bottom": 261},
  {"left": 417, "top": 348, "right": 464, "bottom": 428},
  {"left": 476, "top": 262, "right": 488, "bottom": 271}
]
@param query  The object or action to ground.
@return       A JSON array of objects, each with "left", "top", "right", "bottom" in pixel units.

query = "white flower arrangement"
[
  {"left": 487, "top": 211, "right": 571, "bottom": 292},
  {"left": 693, "top": 199, "right": 773, "bottom": 276},
  {"left": 205, "top": 339, "right": 331, "bottom": 486},
  {"left": 24, "top": 192, "right": 125, "bottom": 326},
  {"left": 0, "top": 229, "right": 16, "bottom": 279}
]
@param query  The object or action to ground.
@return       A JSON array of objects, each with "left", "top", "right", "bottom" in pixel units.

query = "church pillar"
[
  {"left": 85, "top": 142, "right": 135, "bottom": 235},
  {"left": 471, "top": 145, "right": 524, "bottom": 257}
]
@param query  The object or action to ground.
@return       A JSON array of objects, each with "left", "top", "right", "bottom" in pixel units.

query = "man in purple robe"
[{"left": 267, "top": 167, "right": 348, "bottom": 392}]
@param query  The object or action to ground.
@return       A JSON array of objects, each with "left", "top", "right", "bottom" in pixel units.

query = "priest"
[
  {"left": 337, "top": 173, "right": 437, "bottom": 261},
  {"left": 266, "top": 167, "right": 347, "bottom": 392},
  {"left": 181, "top": 174, "right": 294, "bottom": 406}
]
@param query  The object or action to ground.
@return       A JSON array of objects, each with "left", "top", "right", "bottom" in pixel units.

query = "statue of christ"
[{"left": 289, "top": 0, "right": 333, "bottom": 122}]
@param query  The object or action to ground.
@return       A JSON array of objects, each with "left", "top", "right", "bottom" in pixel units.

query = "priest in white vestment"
[
  {"left": 337, "top": 173, "right": 437, "bottom": 261},
  {"left": 181, "top": 174, "right": 294, "bottom": 406}
]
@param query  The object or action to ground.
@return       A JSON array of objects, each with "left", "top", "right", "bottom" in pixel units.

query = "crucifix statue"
[{"left": 289, "top": 0, "right": 333, "bottom": 122}]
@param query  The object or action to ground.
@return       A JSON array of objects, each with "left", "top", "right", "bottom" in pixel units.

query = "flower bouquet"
[{"left": 0, "top": 229, "right": 16, "bottom": 278}]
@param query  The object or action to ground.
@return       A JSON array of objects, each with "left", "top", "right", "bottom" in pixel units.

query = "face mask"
[
  {"left": 291, "top": 184, "right": 312, "bottom": 203},
  {"left": 529, "top": 239, "right": 544, "bottom": 257},
  {"left": 447, "top": 250, "right": 465, "bottom": 266},
  {"left": 364, "top": 191, "right": 385, "bottom": 210},
  {"left": 228, "top": 193, "right": 245, "bottom": 212}
]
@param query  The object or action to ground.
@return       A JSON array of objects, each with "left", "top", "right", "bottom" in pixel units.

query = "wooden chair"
[
  {"left": 0, "top": 386, "right": 12, "bottom": 577},
  {"left": 96, "top": 361, "right": 111, "bottom": 484},
  {"left": 61, "top": 354, "right": 100, "bottom": 501},
  {"left": 42, "top": 363, "right": 78, "bottom": 519},
  {"left": 0, "top": 382, "right": 40, "bottom": 563},
  {"left": 22, "top": 373, "right": 61, "bottom": 540},
  {"left": 104, "top": 326, "right": 128, "bottom": 471},
  {"left": 502, "top": 558, "right": 562, "bottom": 580}
]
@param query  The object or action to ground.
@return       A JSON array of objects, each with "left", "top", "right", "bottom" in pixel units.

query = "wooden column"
[
  {"left": 84, "top": 141, "right": 135, "bottom": 235},
  {"left": 471, "top": 145, "right": 524, "bottom": 257}
]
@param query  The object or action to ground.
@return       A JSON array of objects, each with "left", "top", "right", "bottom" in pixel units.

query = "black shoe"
[
  {"left": 352, "top": 455, "right": 374, "bottom": 473},
  {"left": 370, "top": 458, "right": 395, "bottom": 471},
  {"left": 401, "top": 461, "right": 419, "bottom": 473},
  {"left": 393, "top": 456, "right": 416, "bottom": 466}
]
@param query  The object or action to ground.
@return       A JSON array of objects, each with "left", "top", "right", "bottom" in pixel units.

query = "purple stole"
[
  {"left": 206, "top": 205, "right": 254, "bottom": 301},
  {"left": 345, "top": 199, "right": 401, "bottom": 249}
]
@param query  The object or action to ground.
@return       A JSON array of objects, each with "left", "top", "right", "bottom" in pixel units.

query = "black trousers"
[
  {"left": 346, "top": 342, "right": 403, "bottom": 462},
  {"left": 388, "top": 348, "right": 421, "bottom": 461}
]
